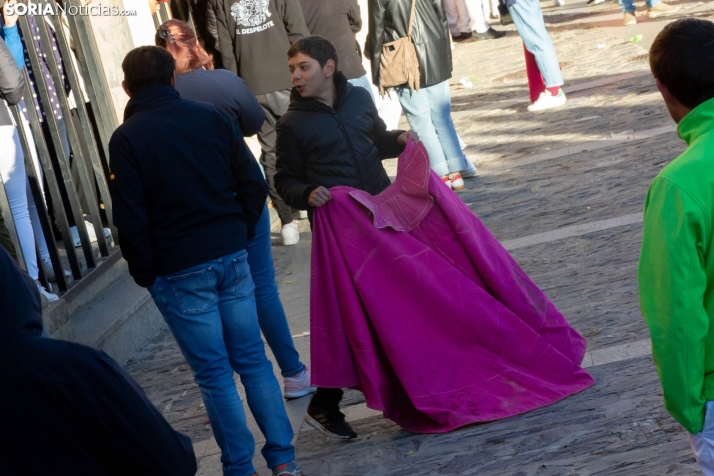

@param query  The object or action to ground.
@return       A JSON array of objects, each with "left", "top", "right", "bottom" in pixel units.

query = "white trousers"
[
  {"left": 690, "top": 401, "right": 714, "bottom": 475},
  {"left": 0, "top": 124, "right": 50, "bottom": 280},
  {"left": 443, "top": 0, "right": 472, "bottom": 35},
  {"left": 466, "top": 0, "right": 491, "bottom": 33}
]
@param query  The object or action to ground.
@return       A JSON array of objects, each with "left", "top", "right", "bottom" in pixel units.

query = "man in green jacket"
[{"left": 638, "top": 18, "right": 714, "bottom": 474}]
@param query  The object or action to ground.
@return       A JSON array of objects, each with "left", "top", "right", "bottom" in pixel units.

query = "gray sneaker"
[
  {"left": 272, "top": 461, "right": 304, "bottom": 476},
  {"left": 283, "top": 364, "right": 317, "bottom": 399}
]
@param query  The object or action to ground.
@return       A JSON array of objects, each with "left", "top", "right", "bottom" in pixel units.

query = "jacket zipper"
[{"left": 331, "top": 108, "right": 364, "bottom": 184}]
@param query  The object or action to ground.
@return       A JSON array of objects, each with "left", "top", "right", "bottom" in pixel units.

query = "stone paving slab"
[
  {"left": 511, "top": 223, "right": 644, "bottom": 351},
  {"left": 295, "top": 356, "right": 698, "bottom": 476},
  {"left": 456, "top": 131, "right": 685, "bottom": 241},
  {"left": 456, "top": 75, "right": 674, "bottom": 167}
]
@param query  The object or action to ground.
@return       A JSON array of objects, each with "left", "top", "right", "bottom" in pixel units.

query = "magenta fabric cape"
[{"left": 310, "top": 141, "right": 595, "bottom": 434}]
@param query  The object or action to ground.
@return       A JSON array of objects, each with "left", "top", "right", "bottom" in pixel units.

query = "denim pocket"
[
  {"left": 231, "top": 253, "right": 255, "bottom": 298},
  {"left": 704, "top": 401, "right": 714, "bottom": 434},
  {"left": 167, "top": 266, "right": 216, "bottom": 314}
]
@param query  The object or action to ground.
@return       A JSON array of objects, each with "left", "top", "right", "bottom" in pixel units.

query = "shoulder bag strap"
[{"left": 407, "top": 0, "right": 417, "bottom": 38}]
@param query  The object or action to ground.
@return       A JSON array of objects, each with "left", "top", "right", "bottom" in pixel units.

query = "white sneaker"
[
  {"left": 283, "top": 364, "right": 317, "bottom": 399},
  {"left": 442, "top": 173, "right": 465, "bottom": 191},
  {"left": 73, "top": 222, "right": 112, "bottom": 247},
  {"left": 449, "top": 173, "right": 465, "bottom": 190},
  {"left": 41, "top": 257, "right": 71, "bottom": 282},
  {"left": 528, "top": 89, "right": 567, "bottom": 112},
  {"left": 554, "top": 0, "right": 565, "bottom": 6},
  {"left": 84, "top": 219, "right": 112, "bottom": 245},
  {"left": 37, "top": 283, "right": 59, "bottom": 302},
  {"left": 281, "top": 221, "right": 300, "bottom": 246}
]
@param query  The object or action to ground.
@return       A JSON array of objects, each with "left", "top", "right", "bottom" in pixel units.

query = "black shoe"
[
  {"left": 473, "top": 28, "right": 506, "bottom": 40},
  {"left": 452, "top": 32, "right": 474, "bottom": 43},
  {"left": 305, "top": 404, "right": 357, "bottom": 440}
]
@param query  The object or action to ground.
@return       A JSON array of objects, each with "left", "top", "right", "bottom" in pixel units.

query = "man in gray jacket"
[{"left": 206, "top": 0, "right": 308, "bottom": 246}]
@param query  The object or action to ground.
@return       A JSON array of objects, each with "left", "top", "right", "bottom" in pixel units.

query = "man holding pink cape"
[{"left": 276, "top": 35, "right": 593, "bottom": 439}]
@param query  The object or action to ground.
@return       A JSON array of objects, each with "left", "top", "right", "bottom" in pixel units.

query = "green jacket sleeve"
[{"left": 638, "top": 176, "right": 710, "bottom": 434}]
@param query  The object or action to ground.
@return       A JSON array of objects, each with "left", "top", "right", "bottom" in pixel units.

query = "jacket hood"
[
  {"left": 0, "top": 247, "right": 43, "bottom": 338},
  {"left": 678, "top": 96, "right": 714, "bottom": 146},
  {"left": 288, "top": 71, "right": 351, "bottom": 113},
  {"left": 123, "top": 84, "right": 181, "bottom": 121}
]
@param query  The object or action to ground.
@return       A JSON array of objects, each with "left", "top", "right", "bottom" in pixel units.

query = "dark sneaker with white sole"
[
  {"left": 272, "top": 461, "right": 305, "bottom": 476},
  {"left": 305, "top": 404, "right": 357, "bottom": 439},
  {"left": 473, "top": 28, "right": 506, "bottom": 40}
]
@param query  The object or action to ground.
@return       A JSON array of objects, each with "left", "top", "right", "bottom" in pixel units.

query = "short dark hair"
[
  {"left": 122, "top": 46, "right": 176, "bottom": 94},
  {"left": 287, "top": 36, "right": 339, "bottom": 70},
  {"left": 649, "top": 18, "right": 714, "bottom": 109}
]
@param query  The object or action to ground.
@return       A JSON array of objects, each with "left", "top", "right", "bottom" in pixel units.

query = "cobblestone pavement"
[{"left": 123, "top": 1, "right": 714, "bottom": 474}]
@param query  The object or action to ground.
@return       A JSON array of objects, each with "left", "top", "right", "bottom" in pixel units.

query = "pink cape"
[{"left": 310, "top": 141, "right": 594, "bottom": 434}]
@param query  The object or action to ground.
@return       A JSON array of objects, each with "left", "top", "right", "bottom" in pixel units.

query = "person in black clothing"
[
  {"left": 297, "top": 0, "right": 375, "bottom": 101},
  {"left": 206, "top": 0, "right": 309, "bottom": 246},
  {"left": 275, "top": 36, "right": 418, "bottom": 440},
  {"left": 110, "top": 46, "right": 303, "bottom": 476},
  {"left": 0, "top": 247, "right": 197, "bottom": 475}
]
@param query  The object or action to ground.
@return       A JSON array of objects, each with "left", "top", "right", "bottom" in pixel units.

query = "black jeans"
[
  {"left": 255, "top": 89, "right": 294, "bottom": 226},
  {"left": 311, "top": 388, "right": 344, "bottom": 413}
]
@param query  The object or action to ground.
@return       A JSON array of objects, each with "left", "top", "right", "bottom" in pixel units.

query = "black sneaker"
[
  {"left": 473, "top": 28, "right": 506, "bottom": 40},
  {"left": 305, "top": 404, "right": 357, "bottom": 440},
  {"left": 451, "top": 32, "right": 473, "bottom": 43}
]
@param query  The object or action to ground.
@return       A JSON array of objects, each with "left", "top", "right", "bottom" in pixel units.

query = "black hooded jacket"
[
  {"left": 275, "top": 72, "right": 404, "bottom": 215},
  {"left": 0, "top": 248, "right": 197, "bottom": 475},
  {"left": 109, "top": 84, "right": 267, "bottom": 288},
  {"left": 365, "top": 0, "right": 452, "bottom": 88}
]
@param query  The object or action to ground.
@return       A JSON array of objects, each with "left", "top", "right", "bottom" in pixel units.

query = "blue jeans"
[
  {"left": 348, "top": 74, "right": 376, "bottom": 103},
  {"left": 396, "top": 81, "right": 471, "bottom": 176},
  {"left": 620, "top": 0, "right": 659, "bottom": 12},
  {"left": 149, "top": 249, "right": 294, "bottom": 475},
  {"left": 509, "top": 0, "right": 564, "bottom": 88},
  {"left": 249, "top": 203, "right": 302, "bottom": 377}
]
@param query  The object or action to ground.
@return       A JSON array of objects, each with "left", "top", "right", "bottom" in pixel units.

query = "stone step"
[{"left": 46, "top": 253, "right": 165, "bottom": 365}]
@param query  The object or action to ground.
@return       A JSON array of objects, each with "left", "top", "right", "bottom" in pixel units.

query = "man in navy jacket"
[{"left": 110, "top": 46, "right": 303, "bottom": 476}]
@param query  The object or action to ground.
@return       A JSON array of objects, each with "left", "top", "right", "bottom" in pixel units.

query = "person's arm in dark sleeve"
[
  {"left": 228, "top": 124, "right": 267, "bottom": 239},
  {"left": 229, "top": 75, "right": 265, "bottom": 136},
  {"left": 278, "top": 0, "right": 309, "bottom": 43},
  {"left": 0, "top": 37, "right": 24, "bottom": 105},
  {"left": 365, "top": 93, "right": 404, "bottom": 158},
  {"left": 206, "top": 0, "right": 237, "bottom": 74},
  {"left": 346, "top": 0, "right": 362, "bottom": 34},
  {"left": 92, "top": 350, "right": 197, "bottom": 476},
  {"left": 366, "top": 0, "right": 386, "bottom": 86},
  {"left": 109, "top": 133, "right": 155, "bottom": 288},
  {"left": 275, "top": 122, "right": 315, "bottom": 210}
]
